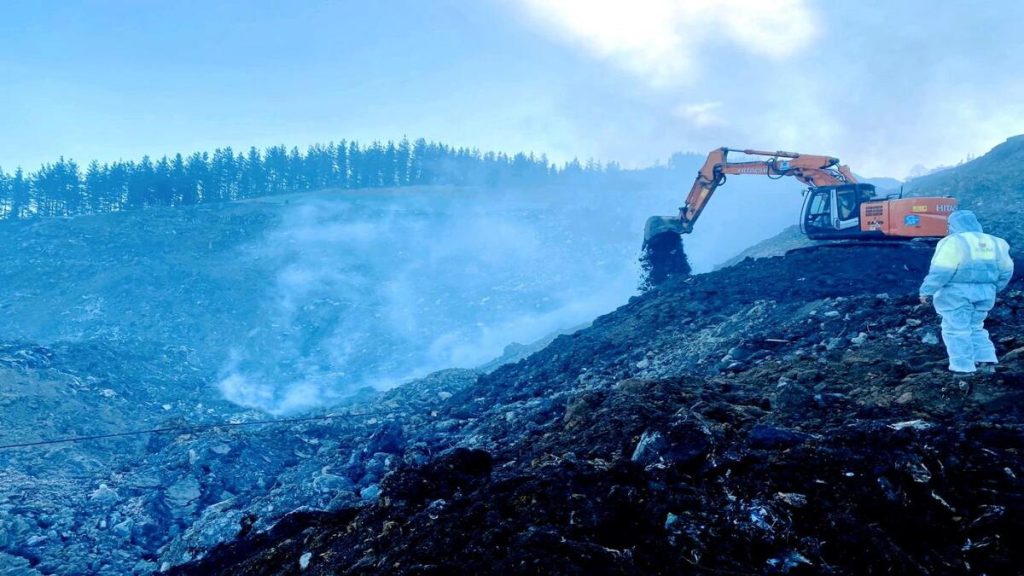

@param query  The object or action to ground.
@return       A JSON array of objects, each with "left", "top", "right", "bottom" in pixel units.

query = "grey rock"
[
  {"left": 0, "top": 553, "right": 43, "bottom": 576},
  {"left": 90, "top": 484, "right": 119, "bottom": 505},
  {"left": 166, "top": 477, "right": 201, "bottom": 511}
]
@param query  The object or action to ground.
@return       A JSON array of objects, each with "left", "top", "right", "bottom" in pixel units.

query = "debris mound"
[
  {"left": 172, "top": 245, "right": 1024, "bottom": 575},
  {"left": 639, "top": 232, "right": 690, "bottom": 290}
]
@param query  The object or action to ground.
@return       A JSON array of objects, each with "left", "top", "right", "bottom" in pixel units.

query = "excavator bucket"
[
  {"left": 639, "top": 215, "right": 691, "bottom": 290},
  {"left": 643, "top": 215, "right": 687, "bottom": 244}
]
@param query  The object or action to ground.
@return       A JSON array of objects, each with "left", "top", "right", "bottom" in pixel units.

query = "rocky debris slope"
[
  {"left": 905, "top": 134, "right": 1024, "bottom": 248},
  {"left": 0, "top": 342, "right": 485, "bottom": 575},
  {"left": 174, "top": 244, "right": 1024, "bottom": 575},
  {"left": 0, "top": 338, "right": 249, "bottom": 575}
]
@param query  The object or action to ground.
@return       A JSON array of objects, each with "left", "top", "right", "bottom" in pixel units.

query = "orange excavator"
[{"left": 641, "top": 147, "right": 958, "bottom": 285}]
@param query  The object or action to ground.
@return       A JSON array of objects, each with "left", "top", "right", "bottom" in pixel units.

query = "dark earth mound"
[
  {"left": 639, "top": 232, "right": 691, "bottom": 290},
  {"left": 174, "top": 243, "right": 1024, "bottom": 575}
]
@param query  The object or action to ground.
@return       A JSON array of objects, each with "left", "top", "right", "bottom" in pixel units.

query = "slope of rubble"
[
  {"left": 173, "top": 243, "right": 1024, "bottom": 575},
  {"left": 904, "top": 135, "right": 1024, "bottom": 248}
]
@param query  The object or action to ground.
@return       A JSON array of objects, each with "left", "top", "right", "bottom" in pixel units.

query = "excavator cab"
[{"left": 800, "top": 183, "right": 879, "bottom": 240}]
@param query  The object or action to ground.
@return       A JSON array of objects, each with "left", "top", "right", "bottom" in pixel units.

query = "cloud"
[
  {"left": 673, "top": 101, "right": 725, "bottom": 128},
  {"left": 517, "top": 0, "right": 819, "bottom": 87}
]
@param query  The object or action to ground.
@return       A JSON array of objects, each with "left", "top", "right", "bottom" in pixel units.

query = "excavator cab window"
[
  {"left": 801, "top": 183, "right": 878, "bottom": 239},
  {"left": 803, "top": 189, "right": 832, "bottom": 230},
  {"left": 837, "top": 189, "right": 858, "bottom": 220}
]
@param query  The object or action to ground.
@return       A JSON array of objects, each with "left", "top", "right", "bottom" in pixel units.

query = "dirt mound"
[
  {"left": 639, "top": 232, "right": 691, "bottom": 290},
  {"left": 173, "top": 245, "right": 1024, "bottom": 575}
]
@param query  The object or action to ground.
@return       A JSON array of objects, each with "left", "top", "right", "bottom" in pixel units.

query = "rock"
[
  {"left": 166, "top": 477, "right": 201, "bottom": 511},
  {"left": 90, "top": 484, "right": 119, "bottom": 505},
  {"left": 774, "top": 492, "right": 807, "bottom": 508},
  {"left": 631, "top": 419, "right": 711, "bottom": 468},
  {"left": 312, "top": 471, "right": 354, "bottom": 494},
  {"left": 748, "top": 425, "right": 811, "bottom": 449},
  {"left": 367, "top": 422, "right": 405, "bottom": 454},
  {"left": 112, "top": 519, "right": 134, "bottom": 539},
  {"left": 133, "top": 560, "right": 159, "bottom": 575},
  {"left": 0, "top": 553, "right": 43, "bottom": 576},
  {"left": 360, "top": 485, "right": 381, "bottom": 501},
  {"left": 630, "top": 431, "right": 667, "bottom": 465},
  {"left": 1002, "top": 346, "right": 1024, "bottom": 362},
  {"left": 772, "top": 381, "right": 813, "bottom": 412}
]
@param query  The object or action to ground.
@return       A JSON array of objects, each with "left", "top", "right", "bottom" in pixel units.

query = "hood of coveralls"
[{"left": 948, "top": 210, "right": 984, "bottom": 234}]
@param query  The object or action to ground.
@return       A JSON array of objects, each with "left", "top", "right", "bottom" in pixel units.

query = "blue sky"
[{"left": 3, "top": 1, "right": 1024, "bottom": 178}]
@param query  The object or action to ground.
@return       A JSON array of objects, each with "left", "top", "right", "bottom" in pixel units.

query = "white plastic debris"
[{"left": 888, "top": 419, "right": 933, "bottom": 431}]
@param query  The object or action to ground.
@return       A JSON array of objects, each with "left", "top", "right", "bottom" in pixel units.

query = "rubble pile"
[{"left": 174, "top": 244, "right": 1024, "bottom": 575}]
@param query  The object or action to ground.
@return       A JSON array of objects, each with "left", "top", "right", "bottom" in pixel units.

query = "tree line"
[{"left": 0, "top": 138, "right": 615, "bottom": 219}]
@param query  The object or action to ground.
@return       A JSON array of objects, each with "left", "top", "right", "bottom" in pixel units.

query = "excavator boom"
[{"left": 646, "top": 148, "right": 856, "bottom": 241}]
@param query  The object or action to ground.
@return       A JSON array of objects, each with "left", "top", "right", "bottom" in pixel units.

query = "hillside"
[
  {"left": 174, "top": 243, "right": 1024, "bottom": 575},
  {"left": 0, "top": 184, "right": 662, "bottom": 413},
  {"left": 904, "top": 134, "right": 1024, "bottom": 247},
  {"left": 2, "top": 143, "right": 1022, "bottom": 575}
]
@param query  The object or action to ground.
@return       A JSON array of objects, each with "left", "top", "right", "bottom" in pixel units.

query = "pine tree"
[
  {"left": 334, "top": 140, "right": 350, "bottom": 188},
  {"left": 264, "top": 145, "right": 287, "bottom": 195},
  {"left": 348, "top": 141, "right": 363, "bottom": 188},
  {"left": 243, "top": 147, "right": 264, "bottom": 198},
  {"left": 11, "top": 168, "right": 31, "bottom": 217},
  {"left": 153, "top": 156, "right": 174, "bottom": 206},
  {"left": 0, "top": 168, "right": 10, "bottom": 219},
  {"left": 170, "top": 154, "right": 187, "bottom": 205},
  {"left": 287, "top": 146, "right": 306, "bottom": 191},
  {"left": 183, "top": 153, "right": 208, "bottom": 205},
  {"left": 397, "top": 137, "right": 412, "bottom": 186},
  {"left": 84, "top": 160, "right": 106, "bottom": 212}
]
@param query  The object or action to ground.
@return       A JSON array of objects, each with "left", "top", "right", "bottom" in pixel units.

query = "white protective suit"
[{"left": 919, "top": 210, "right": 1014, "bottom": 373}]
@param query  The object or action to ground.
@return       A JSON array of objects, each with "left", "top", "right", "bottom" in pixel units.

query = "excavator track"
[{"left": 785, "top": 238, "right": 938, "bottom": 257}]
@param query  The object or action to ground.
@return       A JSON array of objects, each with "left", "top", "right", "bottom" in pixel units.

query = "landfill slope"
[
  {"left": 905, "top": 134, "right": 1024, "bottom": 248},
  {"left": 175, "top": 243, "right": 1024, "bottom": 575}
]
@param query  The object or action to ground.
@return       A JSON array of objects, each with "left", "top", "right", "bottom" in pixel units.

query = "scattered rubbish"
[{"left": 888, "top": 419, "right": 933, "bottom": 431}]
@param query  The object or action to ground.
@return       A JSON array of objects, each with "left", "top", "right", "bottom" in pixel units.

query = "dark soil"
[
  {"left": 175, "top": 244, "right": 1024, "bottom": 576},
  {"left": 639, "top": 232, "right": 691, "bottom": 290}
]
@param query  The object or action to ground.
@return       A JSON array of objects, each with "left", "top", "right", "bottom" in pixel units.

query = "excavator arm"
[{"left": 646, "top": 148, "right": 857, "bottom": 241}]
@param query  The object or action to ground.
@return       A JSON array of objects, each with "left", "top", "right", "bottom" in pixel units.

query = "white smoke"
[{"left": 216, "top": 186, "right": 660, "bottom": 414}]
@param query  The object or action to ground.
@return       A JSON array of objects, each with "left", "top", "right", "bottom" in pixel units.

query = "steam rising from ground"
[
  {"left": 218, "top": 188, "right": 643, "bottom": 413},
  {"left": 218, "top": 177, "right": 802, "bottom": 414}
]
